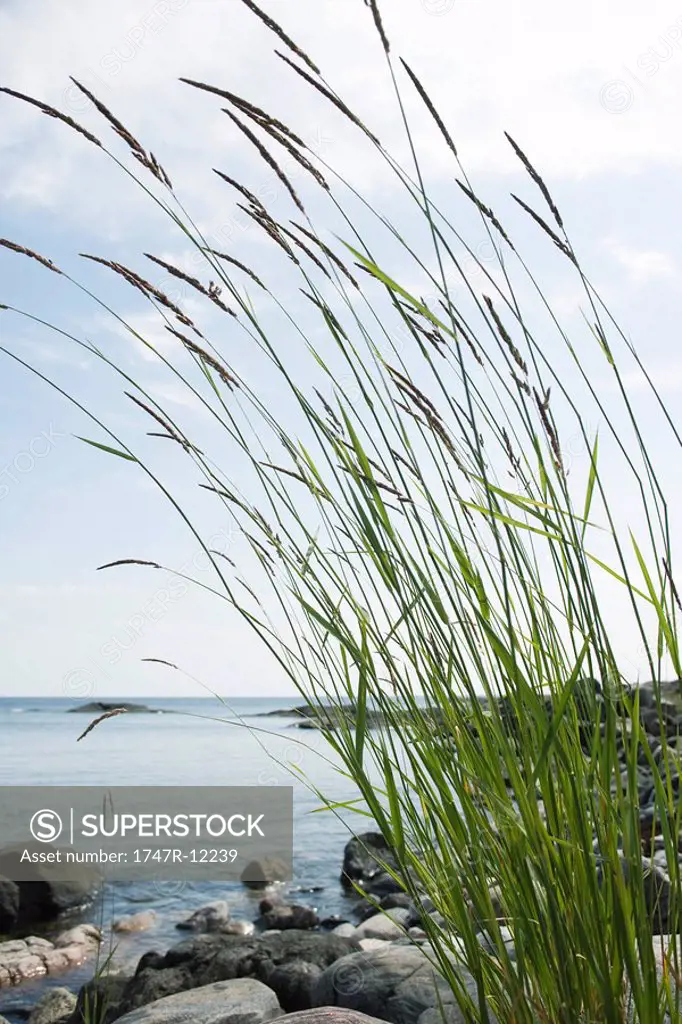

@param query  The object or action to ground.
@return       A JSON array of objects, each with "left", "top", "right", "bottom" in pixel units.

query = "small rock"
[
  {"left": 222, "top": 920, "right": 255, "bottom": 937},
  {"left": 358, "top": 939, "right": 390, "bottom": 952},
  {"left": 331, "top": 924, "right": 356, "bottom": 939},
  {"left": 358, "top": 893, "right": 414, "bottom": 924},
  {"left": 259, "top": 894, "right": 285, "bottom": 913},
  {"left": 353, "top": 908, "right": 411, "bottom": 942},
  {"left": 113, "top": 911, "right": 157, "bottom": 934},
  {"left": 176, "top": 902, "right": 229, "bottom": 933},
  {"left": 29, "top": 987, "right": 77, "bottom": 1024},
  {"left": 259, "top": 904, "right": 319, "bottom": 932},
  {"left": 318, "top": 917, "right": 347, "bottom": 931},
  {"left": 53, "top": 925, "right": 100, "bottom": 950},
  {"left": 363, "top": 873, "right": 403, "bottom": 898}
]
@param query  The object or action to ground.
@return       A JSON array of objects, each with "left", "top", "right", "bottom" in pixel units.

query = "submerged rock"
[{"left": 113, "top": 912, "right": 157, "bottom": 934}]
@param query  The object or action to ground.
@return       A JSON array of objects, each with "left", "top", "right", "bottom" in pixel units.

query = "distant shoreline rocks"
[
  {"left": 66, "top": 702, "right": 162, "bottom": 715},
  {"left": 258, "top": 680, "right": 682, "bottom": 732}
]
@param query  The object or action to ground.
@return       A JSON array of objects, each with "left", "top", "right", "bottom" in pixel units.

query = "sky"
[{"left": 1, "top": 0, "right": 682, "bottom": 698}]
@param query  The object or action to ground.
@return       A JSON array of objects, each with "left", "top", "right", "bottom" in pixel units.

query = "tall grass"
[{"left": 2, "top": 2, "right": 682, "bottom": 1019}]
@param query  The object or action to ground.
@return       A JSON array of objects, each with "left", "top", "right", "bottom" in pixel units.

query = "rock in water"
[
  {"left": 67, "top": 702, "right": 158, "bottom": 714},
  {"left": 0, "top": 926, "right": 100, "bottom": 988},
  {"left": 113, "top": 911, "right": 157, "bottom": 934},
  {"left": 113, "top": 978, "right": 282, "bottom": 1024},
  {"left": 258, "top": 902, "right": 319, "bottom": 932},
  {"left": 175, "top": 902, "right": 229, "bottom": 932},
  {"left": 0, "top": 878, "right": 19, "bottom": 932},
  {"left": 221, "top": 920, "right": 255, "bottom": 937},
  {"left": 340, "top": 834, "right": 398, "bottom": 890},
  {"left": 29, "top": 987, "right": 77, "bottom": 1024},
  {"left": 0, "top": 850, "right": 98, "bottom": 932},
  {"left": 241, "top": 858, "right": 290, "bottom": 888}
]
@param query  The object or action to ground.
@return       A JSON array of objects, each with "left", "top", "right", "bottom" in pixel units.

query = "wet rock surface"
[{"left": 0, "top": 926, "right": 100, "bottom": 988}]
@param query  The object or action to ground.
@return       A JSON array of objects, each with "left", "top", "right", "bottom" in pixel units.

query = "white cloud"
[
  {"left": 3, "top": 0, "right": 682, "bottom": 232},
  {"left": 619, "top": 360, "right": 682, "bottom": 394},
  {"left": 604, "top": 239, "right": 677, "bottom": 285}
]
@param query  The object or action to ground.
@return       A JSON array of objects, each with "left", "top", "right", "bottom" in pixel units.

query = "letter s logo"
[{"left": 30, "top": 809, "right": 63, "bottom": 843}]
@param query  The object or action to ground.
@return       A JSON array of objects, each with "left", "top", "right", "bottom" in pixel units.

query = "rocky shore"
[
  {"left": 0, "top": 833, "right": 491, "bottom": 1024},
  {"left": 2, "top": 680, "right": 681, "bottom": 1024},
  {"left": 1, "top": 821, "right": 680, "bottom": 1024},
  {"left": 259, "top": 679, "right": 682, "bottom": 731}
]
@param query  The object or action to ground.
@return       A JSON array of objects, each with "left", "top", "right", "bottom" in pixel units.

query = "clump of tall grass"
[{"left": 2, "top": 2, "right": 682, "bottom": 1020}]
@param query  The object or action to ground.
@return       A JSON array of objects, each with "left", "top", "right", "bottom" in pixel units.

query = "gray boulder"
[
  {"left": 312, "top": 945, "right": 496, "bottom": 1024},
  {"left": 114, "top": 978, "right": 282, "bottom": 1024},
  {"left": 29, "top": 987, "right": 77, "bottom": 1024},
  {"left": 114, "top": 931, "right": 361, "bottom": 1019}
]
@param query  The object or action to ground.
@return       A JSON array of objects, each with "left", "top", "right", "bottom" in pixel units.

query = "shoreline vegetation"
[{"left": 2, "top": 0, "right": 682, "bottom": 1019}]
